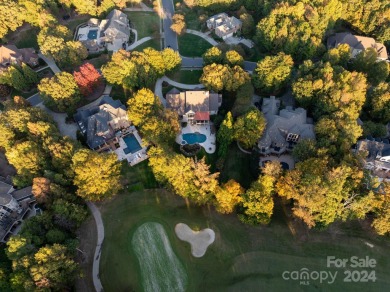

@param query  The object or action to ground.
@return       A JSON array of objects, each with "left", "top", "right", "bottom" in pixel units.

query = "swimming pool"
[
  {"left": 182, "top": 132, "right": 206, "bottom": 144},
  {"left": 88, "top": 29, "right": 98, "bottom": 40},
  {"left": 123, "top": 134, "right": 142, "bottom": 154}
]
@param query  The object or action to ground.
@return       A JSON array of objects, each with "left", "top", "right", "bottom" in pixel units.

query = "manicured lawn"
[
  {"left": 14, "top": 29, "right": 39, "bottom": 49},
  {"left": 121, "top": 160, "right": 158, "bottom": 190},
  {"left": 100, "top": 189, "right": 390, "bottom": 292},
  {"left": 220, "top": 143, "right": 258, "bottom": 188},
  {"left": 166, "top": 69, "right": 203, "bottom": 84},
  {"left": 125, "top": 12, "right": 160, "bottom": 39},
  {"left": 132, "top": 38, "right": 161, "bottom": 52},
  {"left": 178, "top": 33, "right": 212, "bottom": 57},
  {"left": 65, "top": 16, "right": 90, "bottom": 34},
  {"left": 85, "top": 54, "right": 109, "bottom": 69}
]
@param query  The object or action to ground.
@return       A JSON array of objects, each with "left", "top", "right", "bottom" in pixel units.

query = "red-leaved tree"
[{"left": 73, "top": 63, "right": 101, "bottom": 96}]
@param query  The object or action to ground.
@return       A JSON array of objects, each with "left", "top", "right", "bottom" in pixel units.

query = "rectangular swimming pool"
[
  {"left": 88, "top": 29, "right": 98, "bottom": 40},
  {"left": 123, "top": 134, "right": 142, "bottom": 154}
]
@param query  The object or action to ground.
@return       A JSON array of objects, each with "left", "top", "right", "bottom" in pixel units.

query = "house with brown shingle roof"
[
  {"left": 0, "top": 45, "right": 39, "bottom": 71},
  {"left": 166, "top": 88, "right": 222, "bottom": 125},
  {"left": 327, "top": 33, "right": 388, "bottom": 61}
]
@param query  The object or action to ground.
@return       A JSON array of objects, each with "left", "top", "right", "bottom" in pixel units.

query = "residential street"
[{"left": 161, "top": 0, "right": 178, "bottom": 50}]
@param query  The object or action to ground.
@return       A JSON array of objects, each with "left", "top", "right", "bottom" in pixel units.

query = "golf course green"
[{"left": 132, "top": 222, "right": 187, "bottom": 292}]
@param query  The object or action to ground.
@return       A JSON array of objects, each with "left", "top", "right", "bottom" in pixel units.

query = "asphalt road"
[
  {"left": 27, "top": 92, "right": 42, "bottom": 106},
  {"left": 161, "top": 0, "right": 178, "bottom": 50}
]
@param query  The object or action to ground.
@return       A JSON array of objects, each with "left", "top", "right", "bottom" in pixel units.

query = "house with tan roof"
[
  {"left": 165, "top": 88, "right": 222, "bottom": 125},
  {"left": 258, "top": 96, "right": 315, "bottom": 155},
  {"left": 0, "top": 45, "right": 38, "bottom": 71},
  {"left": 206, "top": 13, "right": 242, "bottom": 40},
  {"left": 327, "top": 32, "right": 388, "bottom": 61}
]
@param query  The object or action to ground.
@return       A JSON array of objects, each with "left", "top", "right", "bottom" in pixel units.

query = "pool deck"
[
  {"left": 259, "top": 154, "right": 295, "bottom": 170},
  {"left": 114, "top": 127, "right": 148, "bottom": 166},
  {"left": 176, "top": 123, "right": 216, "bottom": 154}
]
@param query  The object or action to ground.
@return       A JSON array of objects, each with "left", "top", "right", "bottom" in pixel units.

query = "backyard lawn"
[
  {"left": 178, "top": 33, "right": 212, "bottom": 57},
  {"left": 132, "top": 38, "right": 161, "bottom": 52},
  {"left": 99, "top": 189, "right": 390, "bottom": 292},
  {"left": 14, "top": 28, "right": 39, "bottom": 49},
  {"left": 125, "top": 12, "right": 160, "bottom": 39},
  {"left": 65, "top": 16, "right": 90, "bottom": 35},
  {"left": 166, "top": 70, "right": 203, "bottom": 84}
]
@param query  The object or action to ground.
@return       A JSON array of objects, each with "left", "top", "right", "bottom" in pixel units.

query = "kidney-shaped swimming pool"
[{"left": 182, "top": 132, "right": 206, "bottom": 144}]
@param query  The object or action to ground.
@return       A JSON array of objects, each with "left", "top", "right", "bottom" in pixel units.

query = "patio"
[
  {"left": 113, "top": 128, "right": 148, "bottom": 166},
  {"left": 176, "top": 123, "right": 216, "bottom": 154},
  {"left": 259, "top": 154, "right": 295, "bottom": 170}
]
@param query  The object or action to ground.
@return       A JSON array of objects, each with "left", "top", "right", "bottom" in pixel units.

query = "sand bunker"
[{"left": 175, "top": 223, "right": 215, "bottom": 257}]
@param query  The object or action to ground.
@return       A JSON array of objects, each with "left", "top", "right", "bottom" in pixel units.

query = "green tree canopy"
[
  {"left": 217, "top": 111, "right": 234, "bottom": 157},
  {"left": 72, "top": 149, "right": 122, "bottom": 201},
  {"left": 233, "top": 108, "right": 266, "bottom": 149},
  {"left": 38, "top": 72, "right": 81, "bottom": 113},
  {"left": 252, "top": 53, "right": 294, "bottom": 94},
  {"left": 202, "top": 47, "right": 224, "bottom": 65},
  {"left": 368, "top": 82, "right": 390, "bottom": 124},
  {"left": 352, "top": 48, "right": 389, "bottom": 85},
  {"left": 240, "top": 161, "right": 282, "bottom": 224},
  {"left": 200, "top": 63, "right": 250, "bottom": 92}
]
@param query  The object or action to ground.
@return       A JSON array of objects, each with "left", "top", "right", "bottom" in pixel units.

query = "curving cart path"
[{"left": 86, "top": 202, "right": 105, "bottom": 292}]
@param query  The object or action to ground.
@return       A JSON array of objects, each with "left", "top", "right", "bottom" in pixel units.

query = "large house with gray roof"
[
  {"left": 327, "top": 32, "right": 388, "bottom": 61},
  {"left": 355, "top": 139, "right": 390, "bottom": 180},
  {"left": 258, "top": 96, "right": 315, "bottom": 155},
  {"left": 78, "top": 9, "right": 130, "bottom": 52},
  {"left": 0, "top": 179, "right": 35, "bottom": 243},
  {"left": 74, "top": 96, "right": 131, "bottom": 152},
  {"left": 206, "top": 13, "right": 242, "bottom": 40},
  {"left": 166, "top": 88, "right": 222, "bottom": 124}
]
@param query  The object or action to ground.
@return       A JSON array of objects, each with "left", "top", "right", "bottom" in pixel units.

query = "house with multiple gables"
[
  {"left": 79, "top": 9, "right": 130, "bottom": 52},
  {"left": 327, "top": 32, "right": 388, "bottom": 61},
  {"left": 0, "top": 178, "right": 36, "bottom": 243},
  {"left": 165, "top": 88, "right": 222, "bottom": 125},
  {"left": 258, "top": 96, "right": 315, "bottom": 155},
  {"left": 206, "top": 13, "right": 242, "bottom": 40},
  {"left": 0, "top": 45, "right": 38, "bottom": 72},
  {"left": 355, "top": 138, "right": 390, "bottom": 180},
  {"left": 74, "top": 95, "right": 131, "bottom": 152}
]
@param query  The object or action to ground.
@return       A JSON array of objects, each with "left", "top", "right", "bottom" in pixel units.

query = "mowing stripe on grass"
[{"left": 132, "top": 222, "right": 188, "bottom": 292}]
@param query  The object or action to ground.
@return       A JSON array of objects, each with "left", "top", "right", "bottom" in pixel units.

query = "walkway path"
[
  {"left": 127, "top": 36, "right": 152, "bottom": 50},
  {"left": 236, "top": 141, "right": 252, "bottom": 154},
  {"left": 155, "top": 76, "right": 204, "bottom": 105},
  {"left": 185, "top": 29, "right": 218, "bottom": 46},
  {"left": 86, "top": 202, "right": 104, "bottom": 292},
  {"left": 38, "top": 53, "right": 61, "bottom": 74}
]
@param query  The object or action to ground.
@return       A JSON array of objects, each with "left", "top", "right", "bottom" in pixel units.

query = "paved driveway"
[
  {"left": 161, "top": 0, "right": 178, "bottom": 50},
  {"left": 36, "top": 102, "right": 78, "bottom": 139}
]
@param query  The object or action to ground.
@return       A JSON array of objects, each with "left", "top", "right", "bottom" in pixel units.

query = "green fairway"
[
  {"left": 132, "top": 222, "right": 187, "bottom": 292},
  {"left": 100, "top": 189, "right": 390, "bottom": 291},
  {"left": 178, "top": 33, "right": 213, "bottom": 57},
  {"left": 125, "top": 12, "right": 160, "bottom": 39}
]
